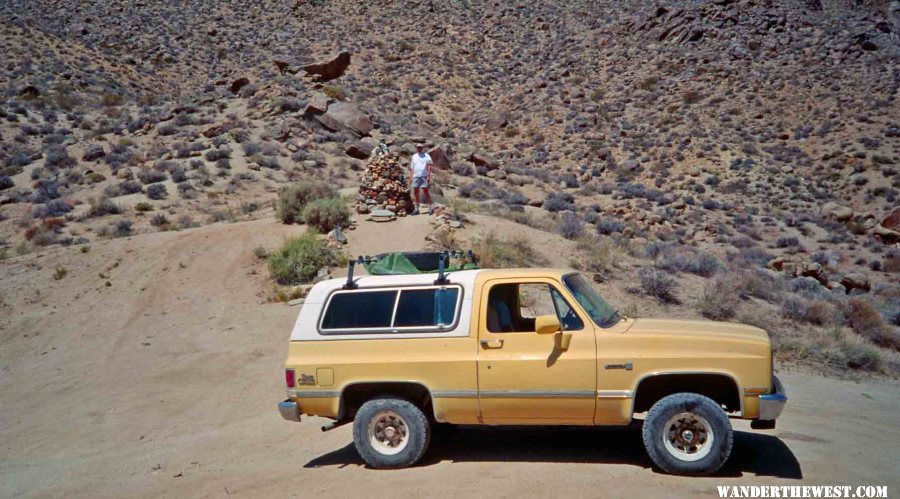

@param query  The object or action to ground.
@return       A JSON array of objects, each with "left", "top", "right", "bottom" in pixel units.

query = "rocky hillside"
[{"left": 0, "top": 0, "right": 898, "bottom": 374}]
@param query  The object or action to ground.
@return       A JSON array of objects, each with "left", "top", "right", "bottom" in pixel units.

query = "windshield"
[{"left": 563, "top": 273, "right": 620, "bottom": 328}]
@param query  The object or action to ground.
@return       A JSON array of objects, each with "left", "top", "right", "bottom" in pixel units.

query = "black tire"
[
  {"left": 352, "top": 396, "right": 431, "bottom": 469},
  {"left": 642, "top": 392, "right": 733, "bottom": 476}
]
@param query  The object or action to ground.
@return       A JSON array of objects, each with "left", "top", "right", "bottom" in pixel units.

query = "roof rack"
[{"left": 342, "top": 250, "right": 476, "bottom": 290}]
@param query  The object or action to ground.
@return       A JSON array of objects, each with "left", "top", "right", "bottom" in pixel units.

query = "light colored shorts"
[{"left": 412, "top": 177, "right": 429, "bottom": 188}]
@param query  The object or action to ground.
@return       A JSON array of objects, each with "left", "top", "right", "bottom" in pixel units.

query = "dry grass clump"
[
  {"left": 697, "top": 277, "right": 740, "bottom": 320},
  {"left": 267, "top": 231, "right": 338, "bottom": 285},
  {"left": 847, "top": 298, "right": 900, "bottom": 350},
  {"left": 638, "top": 268, "right": 678, "bottom": 304},
  {"left": 275, "top": 181, "right": 337, "bottom": 224},
  {"left": 574, "top": 235, "right": 627, "bottom": 281},
  {"left": 471, "top": 231, "right": 543, "bottom": 268}
]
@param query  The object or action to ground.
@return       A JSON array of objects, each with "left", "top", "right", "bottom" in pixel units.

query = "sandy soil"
[{"left": 1, "top": 217, "right": 898, "bottom": 498}]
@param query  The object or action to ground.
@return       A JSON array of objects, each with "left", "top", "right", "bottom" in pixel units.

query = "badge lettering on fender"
[
  {"left": 604, "top": 362, "right": 633, "bottom": 370},
  {"left": 299, "top": 373, "right": 316, "bottom": 385}
]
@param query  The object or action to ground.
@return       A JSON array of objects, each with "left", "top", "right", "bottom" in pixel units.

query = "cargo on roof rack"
[{"left": 342, "top": 251, "right": 478, "bottom": 289}]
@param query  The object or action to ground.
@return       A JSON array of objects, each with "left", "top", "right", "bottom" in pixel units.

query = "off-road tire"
[
  {"left": 352, "top": 396, "right": 431, "bottom": 469},
  {"left": 642, "top": 392, "right": 733, "bottom": 476}
]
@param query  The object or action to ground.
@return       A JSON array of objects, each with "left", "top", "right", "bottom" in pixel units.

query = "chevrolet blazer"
[{"left": 278, "top": 267, "right": 786, "bottom": 475}]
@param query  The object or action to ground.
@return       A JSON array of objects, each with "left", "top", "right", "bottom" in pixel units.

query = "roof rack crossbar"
[
  {"left": 434, "top": 252, "right": 449, "bottom": 285},
  {"left": 343, "top": 260, "right": 357, "bottom": 290}
]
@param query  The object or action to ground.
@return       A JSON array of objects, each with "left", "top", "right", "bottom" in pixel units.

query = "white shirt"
[{"left": 411, "top": 153, "right": 433, "bottom": 178}]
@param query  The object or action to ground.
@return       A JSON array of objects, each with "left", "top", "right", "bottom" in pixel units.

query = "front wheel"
[
  {"left": 642, "top": 392, "right": 733, "bottom": 475},
  {"left": 352, "top": 396, "right": 431, "bottom": 469}
]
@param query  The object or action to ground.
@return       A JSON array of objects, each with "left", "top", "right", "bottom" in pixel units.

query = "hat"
[{"left": 415, "top": 144, "right": 424, "bottom": 149}]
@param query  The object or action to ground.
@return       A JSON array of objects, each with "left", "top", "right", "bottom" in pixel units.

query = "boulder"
[
  {"left": 485, "top": 114, "right": 508, "bottom": 131},
  {"left": 822, "top": 201, "right": 853, "bottom": 221},
  {"left": 201, "top": 125, "right": 226, "bottom": 138},
  {"left": 469, "top": 152, "right": 498, "bottom": 170},
  {"left": 428, "top": 147, "right": 451, "bottom": 170},
  {"left": 840, "top": 272, "right": 870, "bottom": 293},
  {"left": 82, "top": 144, "right": 106, "bottom": 162},
  {"left": 302, "top": 50, "right": 351, "bottom": 82},
  {"left": 346, "top": 141, "right": 374, "bottom": 160},
  {"left": 229, "top": 77, "right": 250, "bottom": 94},
  {"left": 303, "top": 92, "right": 330, "bottom": 116},
  {"left": 872, "top": 207, "right": 900, "bottom": 244},
  {"left": 316, "top": 101, "right": 373, "bottom": 137}
]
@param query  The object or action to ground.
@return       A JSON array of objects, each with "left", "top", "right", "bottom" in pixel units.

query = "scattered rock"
[
  {"left": 822, "top": 202, "right": 853, "bottom": 221},
  {"left": 840, "top": 272, "right": 870, "bottom": 293},
  {"left": 428, "top": 147, "right": 451, "bottom": 170},
  {"left": 229, "top": 77, "right": 250, "bottom": 94},
  {"left": 469, "top": 152, "right": 498, "bottom": 170},
  {"left": 316, "top": 101, "right": 372, "bottom": 137},
  {"left": 82, "top": 144, "right": 105, "bottom": 162},
  {"left": 302, "top": 50, "right": 351, "bottom": 81}
]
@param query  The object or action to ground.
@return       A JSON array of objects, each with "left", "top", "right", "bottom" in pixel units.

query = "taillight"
[{"left": 285, "top": 369, "right": 296, "bottom": 388}]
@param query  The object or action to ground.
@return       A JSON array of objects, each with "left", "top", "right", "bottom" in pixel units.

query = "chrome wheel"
[
  {"left": 662, "top": 412, "right": 714, "bottom": 462},
  {"left": 367, "top": 410, "right": 409, "bottom": 456}
]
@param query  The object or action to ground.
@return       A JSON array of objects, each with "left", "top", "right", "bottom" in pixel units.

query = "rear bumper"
[
  {"left": 758, "top": 375, "right": 787, "bottom": 421},
  {"left": 278, "top": 400, "right": 301, "bottom": 422}
]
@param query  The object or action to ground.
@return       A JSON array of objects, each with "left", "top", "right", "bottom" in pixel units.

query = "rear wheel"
[
  {"left": 642, "top": 392, "right": 733, "bottom": 475},
  {"left": 352, "top": 396, "right": 431, "bottom": 469}
]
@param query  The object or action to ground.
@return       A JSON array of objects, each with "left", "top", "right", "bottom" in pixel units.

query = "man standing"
[{"left": 409, "top": 144, "right": 433, "bottom": 215}]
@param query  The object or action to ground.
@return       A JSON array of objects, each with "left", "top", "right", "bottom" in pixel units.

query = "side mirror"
[{"left": 535, "top": 315, "right": 561, "bottom": 335}]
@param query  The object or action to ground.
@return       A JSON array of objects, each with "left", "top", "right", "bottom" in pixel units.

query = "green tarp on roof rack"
[{"left": 364, "top": 251, "right": 478, "bottom": 275}]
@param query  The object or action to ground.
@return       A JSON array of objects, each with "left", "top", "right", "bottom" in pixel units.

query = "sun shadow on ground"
[{"left": 305, "top": 424, "right": 802, "bottom": 479}]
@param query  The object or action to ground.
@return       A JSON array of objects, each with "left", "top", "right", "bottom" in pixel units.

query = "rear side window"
[
  {"left": 320, "top": 290, "right": 397, "bottom": 330},
  {"left": 394, "top": 288, "right": 459, "bottom": 328},
  {"left": 319, "top": 286, "right": 462, "bottom": 334}
]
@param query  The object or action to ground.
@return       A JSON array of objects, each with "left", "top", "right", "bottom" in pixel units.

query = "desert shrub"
[
  {"left": 577, "top": 235, "right": 625, "bottom": 281},
  {"left": 301, "top": 198, "right": 350, "bottom": 232},
  {"left": 775, "top": 236, "right": 800, "bottom": 248},
  {"left": 727, "top": 247, "right": 774, "bottom": 268},
  {"left": 543, "top": 192, "right": 576, "bottom": 212},
  {"left": 268, "top": 232, "right": 337, "bottom": 285},
  {"left": 786, "top": 276, "right": 827, "bottom": 298},
  {"left": 558, "top": 212, "right": 585, "bottom": 240},
  {"left": 847, "top": 298, "right": 899, "bottom": 350},
  {"left": 204, "top": 148, "right": 231, "bottom": 161},
  {"left": 732, "top": 270, "right": 783, "bottom": 301},
  {"left": 253, "top": 154, "right": 280, "bottom": 169},
  {"left": 655, "top": 247, "right": 723, "bottom": 277},
  {"left": 157, "top": 123, "right": 178, "bottom": 136},
  {"left": 170, "top": 167, "right": 187, "bottom": 183},
  {"left": 135, "top": 202, "right": 153, "bottom": 212},
  {"left": 44, "top": 146, "right": 76, "bottom": 169},
  {"left": 472, "top": 232, "right": 543, "bottom": 268},
  {"left": 0, "top": 175, "right": 13, "bottom": 190},
  {"left": 596, "top": 217, "right": 626, "bottom": 235},
  {"left": 322, "top": 85, "right": 347, "bottom": 100},
  {"left": 146, "top": 183, "right": 168, "bottom": 200},
  {"left": 781, "top": 296, "right": 843, "bottom": 326},
  {"left": 137, "top": 168, "right": 167, "bottom": 185},
  {"left": 639, "top": 268, "right": 677, "bottom": 303},
  {"left": 85, "top": 196, "right": 122, "bottom": 218},
  {"left": 31, "top": 199, "right": 73, "bottom": 218},
  {"left": 242, "top": 142, "right": 261, "bottom": 156},
  {"left": 150, "top": 213, "right": 169, "bottom": 227},
  {"left": 99, "top": 219, "right": 133, "bottom": 238},
  {"left": 452, "top": 163, "right": 473, "bottom": 176},
  {"left": 275, "top": 181, "right": 337, "bottom": 224},
  {"left": 697, "top": 278, "right": 740, "bottom": 320}
]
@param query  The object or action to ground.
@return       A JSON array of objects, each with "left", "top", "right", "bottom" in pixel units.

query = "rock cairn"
[{"left": 357, "top": 144, "right": 413, "bottom": 218}]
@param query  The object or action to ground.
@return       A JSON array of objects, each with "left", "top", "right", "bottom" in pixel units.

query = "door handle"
[{"left": 480, "top": 339, "right": 504, "bottom": 349}]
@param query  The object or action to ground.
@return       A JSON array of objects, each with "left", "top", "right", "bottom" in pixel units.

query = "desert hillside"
[{"left": 1, "top": 0, "right": 900, "bottom": 496}]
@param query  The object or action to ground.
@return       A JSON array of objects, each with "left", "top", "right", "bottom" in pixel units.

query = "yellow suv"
[{"left": 278, "top": 266, "right": 786, "bottom": 475}]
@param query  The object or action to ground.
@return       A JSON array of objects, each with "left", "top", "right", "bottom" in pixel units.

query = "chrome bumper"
[
  {"left": 758, "top": 376, "right": 787, "bottom": 421},
  {"left": 278, "top": 400, "right": 301, "bottom": 422}
]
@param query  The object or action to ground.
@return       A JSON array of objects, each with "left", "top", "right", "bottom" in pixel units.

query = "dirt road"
[{"left": 1, "top": 218, "right": 898, "bottom": 498}]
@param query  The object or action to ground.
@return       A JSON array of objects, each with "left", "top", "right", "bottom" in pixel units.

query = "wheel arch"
[
  {"left": 338, "top": 381, "right": 435, "bottom": 421},
  {"left": 631, "top": 372, "right": 742, "bottom": 416}
]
